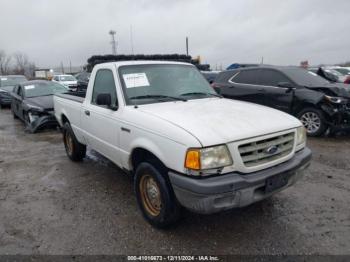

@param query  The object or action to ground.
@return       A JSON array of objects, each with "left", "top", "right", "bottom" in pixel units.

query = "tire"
[
  {"left": 134, "top": 162, "right": 181, "bottom": 228},
  {"left": 298, "top": 107, "right": 328, "bottom": 137},
  {"left": 62, "top": 122, "right": 86, "bottom": 161}
]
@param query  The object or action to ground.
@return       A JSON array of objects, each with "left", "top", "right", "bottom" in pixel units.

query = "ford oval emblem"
[{"left": 266, "top": 145, "right": 278, "bottom": 155}]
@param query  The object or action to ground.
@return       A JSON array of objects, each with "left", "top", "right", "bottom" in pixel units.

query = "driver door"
[{"left": 80, "top": 68, "right": 122, "bottom": 166}]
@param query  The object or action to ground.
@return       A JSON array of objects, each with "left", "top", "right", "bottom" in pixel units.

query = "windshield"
[
  {"left": 24, "top": 82, "right": 68, "bottom": 98},
  {"left": 333, "top": 68, "right": 350, "bottom": 75},
  {"left": 119, "top": 64, "right": 218, "bottom": 105},
  {"left": 283, "top": 68, "right": 330, "bottom": 86},
  {"left": 0, "top": 76, "right": 27, "bottom": 87},
  {"left": 59, "top": 75, "right": 76, "bottom": 81}
]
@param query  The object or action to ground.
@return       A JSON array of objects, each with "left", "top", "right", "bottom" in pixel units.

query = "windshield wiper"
[
  {"left": 129, "top": 95, "right": 187, "bottom": 102},
  {"left": 180, "top": 92, "right": 222, "bottom": 98}
]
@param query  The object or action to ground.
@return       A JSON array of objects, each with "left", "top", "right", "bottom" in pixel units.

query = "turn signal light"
[{"left": 185, "top": 150, "right": 201, "bottom": 170}]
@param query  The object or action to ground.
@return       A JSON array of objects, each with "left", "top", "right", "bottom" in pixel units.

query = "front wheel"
[
  {"left": 134, "top": 162, "right": 181, "bottom": 228},
  {"left": 62, "top": 122, "right": 86, "bottom": 161},
  {"left": 298, "top": 108, "right": 328, "bottom": 137}
]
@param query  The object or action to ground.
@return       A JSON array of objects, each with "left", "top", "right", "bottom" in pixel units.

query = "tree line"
[{"left": 0, "top": 50, "right": 35, "bottom": 78}]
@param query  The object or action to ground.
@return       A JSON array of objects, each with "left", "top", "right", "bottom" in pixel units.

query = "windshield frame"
[{"left": 118, "top": 63, "right": 218, "bottom": 106}]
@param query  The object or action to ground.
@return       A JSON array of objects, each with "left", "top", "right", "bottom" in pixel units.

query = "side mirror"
[{"left": 96, "top": 93, "right": 118, "bottom": 110}]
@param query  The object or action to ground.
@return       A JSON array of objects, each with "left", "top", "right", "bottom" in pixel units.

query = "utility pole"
[
  {"left": 61, "top": 61, "right": 64, "bottom": 74},
  {"left": 69, "top": 61, "right": 72, "bottom": 74},
  {"left": 109, "top": 30, "right": 117, "bottom": 55},
  {"left": 261, "top": 56, "right": 264, "bottom": 64},
  {"left": 186, "top": 37, "right": 189, "bottom": 56}
]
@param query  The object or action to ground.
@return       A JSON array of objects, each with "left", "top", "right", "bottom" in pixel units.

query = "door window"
[
  {"left": 17, "top": 86, "right": 23, "bottom": 97},
  {"left": 91, "top": 69, "right": 118, "bottom": 107},
  {"left": 230, "top": 70, "right": 258, "bottom": 85},
  {"left": 258, "top": 69, "right": 290, "bottom": 87}
]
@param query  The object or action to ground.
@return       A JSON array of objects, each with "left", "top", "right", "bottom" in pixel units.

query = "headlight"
[
  {"left": 296, "top": 126, "right": 306, "bottom": 151},
  {"left": 324, "top": 95, "right": 346, "bottom": 104},
  {"left": 185, "top": 145, "right": 233, "bottom": 170}
]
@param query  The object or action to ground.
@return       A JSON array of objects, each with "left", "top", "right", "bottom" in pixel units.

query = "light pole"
[{"left": 109, "top": 30, "right": 117, "bottom": 55}]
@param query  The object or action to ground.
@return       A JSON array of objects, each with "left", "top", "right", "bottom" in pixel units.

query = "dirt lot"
[{"left": 0, "top": 108, "right": 349, "bottom": 255}]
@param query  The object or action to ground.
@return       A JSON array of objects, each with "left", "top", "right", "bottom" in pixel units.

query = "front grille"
[{"left": 238, "top": 132, "right": 294, "bottom": 167}]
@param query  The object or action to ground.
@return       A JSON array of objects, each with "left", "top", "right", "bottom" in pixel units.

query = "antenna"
[{"left": 109, "top": 30, "right": 117, "bottom": 55}]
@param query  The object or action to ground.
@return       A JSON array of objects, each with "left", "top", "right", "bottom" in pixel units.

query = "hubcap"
[
  {"left": 139, "top": 175, "right": 162, "bottom": 216},
  {"left": 65, "top": 132, "right": 74, "bottom": 155},
  {"left": 300, "top": 112, "right": 321, "bottom": 134}
]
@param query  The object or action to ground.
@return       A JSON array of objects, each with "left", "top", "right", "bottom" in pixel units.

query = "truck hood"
[
  {"left": 307, "top": 83, "right": 350, "bottom": 98},
  {"left": 137, "top": 98, "right": 301, "bottom": 146}
]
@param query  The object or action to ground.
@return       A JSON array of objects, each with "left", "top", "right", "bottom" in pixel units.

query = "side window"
[
  {"left": 230, "top": 70, "right": 258, "bottom": 85},
  {"left": 17, "top": 86, "right": 23, "bottom": 97},
  {"left": 258, "top": 69, "right": 290, "bottom": 87},
  {"left": 13, "top": 86, "right": 18, "bottom": 93},
  {"left": 54, "top": 76, "right": 59, "bottom": 81},
  {"left": 91, "top": 69, "right": 118, "bottom": 107}
]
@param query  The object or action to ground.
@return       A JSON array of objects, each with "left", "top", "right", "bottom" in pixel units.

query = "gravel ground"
[{"left": 0, "top": 108, "right": 349, "bottom": 255}]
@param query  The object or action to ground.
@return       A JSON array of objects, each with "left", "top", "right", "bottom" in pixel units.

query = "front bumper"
[
  {"left": 26, "top": 113, "right": 58, "bottom": 133},
  {"left": 168, "top": 147, "right": 312, "bottom": 214},
  {"left": 321, "top": 103, "right": 350, "bottom": 131}
]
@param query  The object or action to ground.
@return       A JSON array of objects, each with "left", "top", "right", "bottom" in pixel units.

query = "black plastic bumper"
[{"left": 168, "top": 147, "right": 312, "bottom": 214}]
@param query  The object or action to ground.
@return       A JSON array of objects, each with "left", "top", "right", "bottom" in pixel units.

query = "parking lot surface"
[{"left": 0, "top": 108, "right": 349, "bottom": 255}]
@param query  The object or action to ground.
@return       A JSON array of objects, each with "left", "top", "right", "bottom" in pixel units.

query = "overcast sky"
[{"left": 1, "top": 0, "right": 349, "bottom": 69}]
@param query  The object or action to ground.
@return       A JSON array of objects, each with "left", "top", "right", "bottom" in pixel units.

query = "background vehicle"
[
  {"left": 54, "top": 61, "right": 311, "bottom": 228},
  {"left": 309, "top": 67, "right": 347, "bottom": 83},
  {"left": 52, "top": 74, "right": 78, "bottom": 90},
  {"left": 201, "top": 71, "right": 220, "bottom": 84},
  {"left": 213, "top": 66, "right": 350, "bottom": 136},
  {"left": 75, "top": 71, "right": 91, "bottom": 91},
  {"left": 11, "top": 80, "right": 68, "bottom": 132},
  {"left": 0, "top": 75, "right": 27, "bottom": 107}
]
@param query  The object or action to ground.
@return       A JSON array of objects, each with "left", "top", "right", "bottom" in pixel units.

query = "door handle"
[
  {"left": 257, "top": 88, "right": 265, "bottom": 92},
  {"left": 84, "top": 110, "right": 90, "bottom": 116}
]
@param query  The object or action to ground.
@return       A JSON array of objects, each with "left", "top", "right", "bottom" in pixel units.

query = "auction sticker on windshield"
[
  {"left": 24, "top": 85, "right": 35, "bottom": 90},
  {"left": 123, "top": 73, "right": 150, "bottom": 88},
  {"left": 1, "top": 78, "right": 7, "bottom": 80}
]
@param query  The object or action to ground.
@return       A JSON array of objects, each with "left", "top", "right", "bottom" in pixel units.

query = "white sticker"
[
  {"left": 123, "top": 73, "right": 150, "bottom": 88},
  {"left": 24, "top": 85, "right": 35, "bottom": 90},
  {"left": 1, "top": 78, "right": 7, "bottom": 80}
]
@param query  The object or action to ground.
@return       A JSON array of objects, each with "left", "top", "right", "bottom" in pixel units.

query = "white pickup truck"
[{"left": 54, "top": 61, "right": 311, "bottom": 228}]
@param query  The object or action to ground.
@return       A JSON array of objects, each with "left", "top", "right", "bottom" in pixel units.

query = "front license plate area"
[{"left": 265, "top": 173, "right": 290, "bottom": 193}]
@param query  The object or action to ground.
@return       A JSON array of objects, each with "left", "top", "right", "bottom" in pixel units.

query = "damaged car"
[
  {"left": 11, "top": 80, "right": 68, "bottom": 132},
  {"left": 213, "top": 66, "right": 350, "bottom": 136}
]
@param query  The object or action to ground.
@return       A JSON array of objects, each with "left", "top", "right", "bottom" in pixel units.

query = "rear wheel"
[
  {"left": 134, "top": 162, "right": 181, "bottom": 228},
  {"left": 298, "top": 108, "right": 328, "bottom": 137},
  {"left": 62, "top": 122, "right": 86, "bottom": 161}
]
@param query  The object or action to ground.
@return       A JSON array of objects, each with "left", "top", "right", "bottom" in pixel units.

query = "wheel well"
[
  {"left": 130, "top": 148, "right": 166, "bottom": 173},
  {"left": 61, "top": 114, "right": 69, "bottom": 124},
  {"left": 293, "top": 103, "right": 319, "bottom": 116}
]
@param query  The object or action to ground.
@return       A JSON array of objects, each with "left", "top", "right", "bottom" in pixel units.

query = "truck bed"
[{"left": 55, "top": 91, "right": 86, "bottom": 103}]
